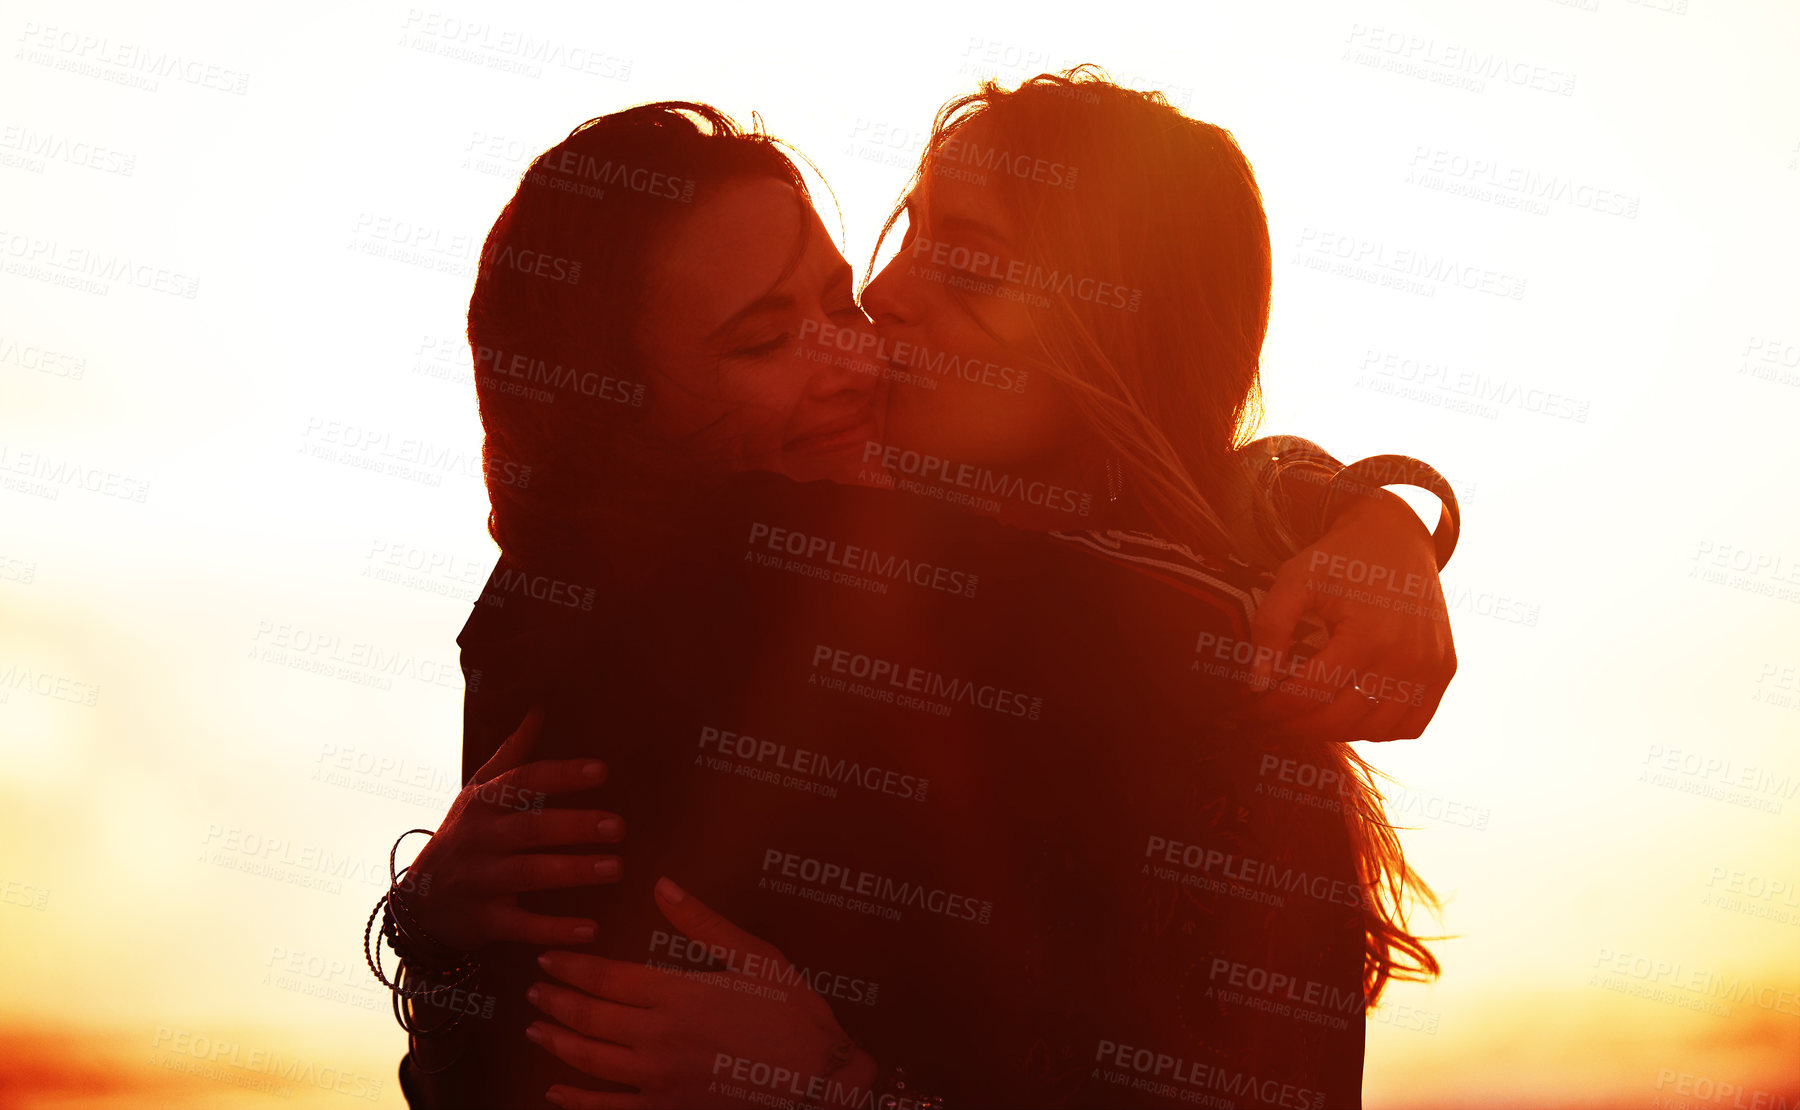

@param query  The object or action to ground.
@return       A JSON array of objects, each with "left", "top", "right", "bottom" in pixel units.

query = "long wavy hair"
[{"left": 868, "top": 66, "right": 1441, "bottom": 1004}]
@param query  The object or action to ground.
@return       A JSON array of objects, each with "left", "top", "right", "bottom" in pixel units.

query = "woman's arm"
[
  {"left": 1237, "top": 437, "right": 1458, "bottom": 742},
  {"left": 377, "top": 710, "right": 628, "bottom": 1103},
  {"left": 525, "top": 879, "right": 887, "bottom": 1110},
  {"left": 398, "top": 709, "right": 627, "bottom": 953}
]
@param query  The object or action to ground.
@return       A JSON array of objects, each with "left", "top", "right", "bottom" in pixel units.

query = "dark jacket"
[{"left": 402, "top": 473, "right": 1365, "bottom": 1109}]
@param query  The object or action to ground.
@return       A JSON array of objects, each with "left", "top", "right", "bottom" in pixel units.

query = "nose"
[{"left": 860, "top": 250, "right": 921, "bottom": 329}]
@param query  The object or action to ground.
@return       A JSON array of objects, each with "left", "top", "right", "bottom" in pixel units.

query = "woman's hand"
[
  {"left": 1244, "top": 492, "right": 1456, "bottom": 742},
  {"left": 400, "top": 708, "right": 625, "bottom": 952},
  {"left": 524, "top": 878, "right": 876, "bottom": 1109}
]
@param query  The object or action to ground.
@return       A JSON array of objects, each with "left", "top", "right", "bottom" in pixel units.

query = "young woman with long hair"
[{"left": 856, "top": 67, "right": 1444, "bottom": 1006}]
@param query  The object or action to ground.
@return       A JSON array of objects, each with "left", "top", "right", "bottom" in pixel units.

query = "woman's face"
[
  {"left": 634, "top": 176, "right": 886, "bottom": 484},
  {"left": 860, "top": 121, "right": 1083, "bottom": 474}
]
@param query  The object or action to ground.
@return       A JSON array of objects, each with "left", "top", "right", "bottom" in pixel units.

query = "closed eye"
[{"left": 732, "top": 333, "right": 792, "bottom": 360}]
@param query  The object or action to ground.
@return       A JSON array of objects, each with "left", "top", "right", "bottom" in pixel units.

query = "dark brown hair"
[
  {"left": 869, "top": 66, "right": 1275, "bottom": 560},
  {"left": 467, "top": 101, "right": 814, "bottom": 576}
]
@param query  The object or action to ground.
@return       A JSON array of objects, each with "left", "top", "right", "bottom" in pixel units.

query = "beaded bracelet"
[
  {"left": 362, "top": 829, "right": 486, "bottom": 1076},
  {"left": 361, "top": 828, "right": 485, "bottom": 1048},
  {"left": 363, "top": 830, "right": 480, "bottom": 993}
]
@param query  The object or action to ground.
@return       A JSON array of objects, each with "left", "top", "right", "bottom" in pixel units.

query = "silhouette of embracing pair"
[{"left": 367, "top": 67, "right": 1458, "bottom": 1110}]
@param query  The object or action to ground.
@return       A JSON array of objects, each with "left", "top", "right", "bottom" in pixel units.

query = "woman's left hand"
[
  {"left": 523, "top": 878, "right": 876, "bottom": 1109},
  {"left": 1243, "top": 491, "right": 1455, "bottom": 742}
]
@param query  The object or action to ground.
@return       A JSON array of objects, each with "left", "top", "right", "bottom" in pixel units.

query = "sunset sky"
[{"left": 2, "top": 0, "right": 1797, "bottom": 1106}]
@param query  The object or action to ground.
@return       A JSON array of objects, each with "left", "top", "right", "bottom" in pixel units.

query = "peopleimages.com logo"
[
  {"left": 860, "top": 441, "right": 1089, "bottom": 517},
  {"left": 909, "top": 234, "right": 1142, "bottom": 310}
]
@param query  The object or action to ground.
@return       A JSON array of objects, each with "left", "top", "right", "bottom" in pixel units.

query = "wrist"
[
  {"left": 1328, "top": 487, "right": 1431, "bottom": 538},
  {"left": 1318, "top": 454, "right": 1462, "bottom": 569},
  {"left": 386, "top": 884, "right": 476, "bottom": 971}
]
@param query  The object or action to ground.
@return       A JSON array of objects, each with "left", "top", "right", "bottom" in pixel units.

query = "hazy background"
[{"left": 2, "top": 0, "right": 1797, "bottom": 1106}]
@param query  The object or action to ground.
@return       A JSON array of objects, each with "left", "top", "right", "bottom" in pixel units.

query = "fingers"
[
  {"left": 537, "top": 951, "right": 667, "bottom": 1008},
  {"left": 1237, "top": 681, "right": 1329, "bottom": 724},
  {"left": 653, "top": 878, "right": 780, "bottom": 964},
  {"left": 1325, "top": 629, "right": 1452, "bottom": 741},
  {"left": 469, "top": 853, "right": 623, "bottom": 894},
  {"left": 546, "top": 1086, "right": 646, "bottom": 1110},
  {"left": 1390, "top": 673, "right": 1450, "bottom": 741},
  {"left": 1265, "top": 681, "right": 1378, "bottom": 742},
  {"left": 1251, "top": 616, "right": 1440, "bottom": 740},
  {"left": 1247, "top": 561, "right": 1312, "bottom": 691},
  {"left": 476, "top": 758, "right": 609, "bottom": 812},
  {"left": 485, "top": 907, "right": 600, "bottom": 946},
  {"left": 1239, "top": 652, "right": 1341, "bottom": 722},
  {"left": 1385, "top": 644, "right": 1451, "bottom": 741},
  {"left": 1240, "top": 635, "right": 1355, "bottom": 725},
  {"left": 1268, "top": 672, "right": 1430, "bottom": 743},
  {"left": 1257, "top": 630, "right": 1396, "bottom": 740},
  {"left": 526, "top": 1019, "right": 646, "bottom": 1088},
  {"left": 1346, "top": 694, "right": 1415, "bottom": 743},
  {"left": 492, "top": 809, "right": 625, "bottom": 851},
  {"left": 472, "top": 707, "right": 547, "bottom": 785},
  {"left": 528, "top": 980, "right": 657, "bottom": 1047}
]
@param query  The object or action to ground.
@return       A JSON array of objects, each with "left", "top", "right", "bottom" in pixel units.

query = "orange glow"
[{"left": 4, "top": 1, "right": 1798, "bottom": 1107}]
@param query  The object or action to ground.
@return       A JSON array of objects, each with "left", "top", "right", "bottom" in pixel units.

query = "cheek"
[
  {"left": 977, "top": 382, "right": 1070, "bottom": 450},
  {"left": 710, "top": 357, "right": 816, "bottom": 446},
  {"left": 923, "top": 287, "right": 1037, "bottom": 369},
  {"left": 640, "top": 368, "right": 785, "bottom": 463},
  {"left": 899, "top": 307, "right": 1051, "bottom": 448},
  {"left": 741, "top": 351, "right": 818, "bottom": 422}
]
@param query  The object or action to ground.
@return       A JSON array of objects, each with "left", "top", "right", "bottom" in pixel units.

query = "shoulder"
[
  {"left": 1045, "top": 528, "right": 1272, "bottom": 625},
  {"left": 687, "top": 471, "right": 1048, "bottom": 571},
  {"left": 700, "top": 478, "right": 1274, "bottom": 623}
]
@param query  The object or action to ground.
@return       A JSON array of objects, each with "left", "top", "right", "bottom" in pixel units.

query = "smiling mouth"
[{"left": 785, "top": 408, "right": 880, "bottom": 456}]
